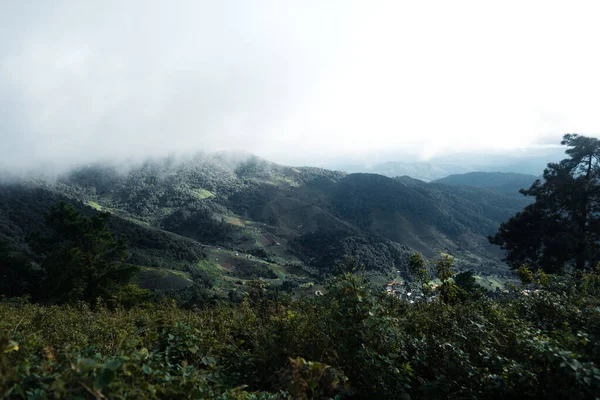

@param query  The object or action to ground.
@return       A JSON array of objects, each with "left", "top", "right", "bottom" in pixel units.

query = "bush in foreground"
[{"left": 2, "top": 269, "right": 600, "bottom": 399}]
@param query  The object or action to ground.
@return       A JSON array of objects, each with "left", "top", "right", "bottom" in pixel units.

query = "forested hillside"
[
  {"left": 2, "top": 135, "right": 600, "bottom": 398},
  {"left": 0, "top": 154, "right": 530, "bottom": 296},
  {"left": 434, "top": 172, "right": 539, "bottom": 195},
  {"left": 3, "top": 1, "right": 600, "bottom": 396},
  {"left": 341, "top": 161, "right": 471, "bottom": 181}
]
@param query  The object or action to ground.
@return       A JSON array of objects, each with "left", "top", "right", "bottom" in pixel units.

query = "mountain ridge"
[
  {"left": 433, "top": 171, "right": 539, "bottom": 195},
  {"left": 0, "top": 154, "right": 530, "bottom": 297}
]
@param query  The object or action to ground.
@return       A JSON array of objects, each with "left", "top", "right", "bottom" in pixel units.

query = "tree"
[
  {"left": 408, "top": 252, "right": 466, "bottom": 303},
  {"left": 332, "top": 254, "right": 364, "bottom": 276},
  {"left": 28, "top": 202, "right": 137, "bottom": 306},
  {"left": 453, "top": 270, "right": 485, "bottom": 300},
  {"left": 490, "top": 134, "right": 600, "bottom": 273},
  {"left": 433, "top": 253, "right": 460, "bottom": 304},
  {"left": 0, "top": 239, "right": 39, "bottom": 298},
  {"left": 408, "top": 252, "right": 431, "bottom": 295}
]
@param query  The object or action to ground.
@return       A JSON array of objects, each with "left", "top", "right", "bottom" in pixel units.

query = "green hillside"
[
  {"left": 3, "top": 136, "right": 600, "bottom": 399},
  {"left": 66, "top": 156, "right": 530, "bottom": 275},
  {"left": 433, "top": 171, "right": 539, "bottom": 195},
  {"left": 0, "top": 154, "right": 531, "bottom": 302}
]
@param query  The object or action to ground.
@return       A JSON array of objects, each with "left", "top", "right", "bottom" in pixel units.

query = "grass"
[
  {"left": 202, "top": 247, "right": 298, "bottom": 292},
  {"left": 192, "top": 188, "right": 214, "bottom": 200},
  {"left": 254, "top": 176, "right": 300, "bottom": 188},
  {"left": 125, "top": 217, "right": 153, "bottom": 227},
  {"left": 195, "top": 259, "right": 224, "bottom": 279},
  {"left": 268, "top": 264, "right": 288, "bottom": 278},
  {"left": 86, "top": 200, "right": 103, "bottom": 211},
  {"left": 474, "top": 274, "right": 512, "bottom": 291},
  {"left": 134, "top": 267, "right": 194, "bottom": 291},
  {"left": 223, "top": 216, "right": 245, "bottom": 226}
]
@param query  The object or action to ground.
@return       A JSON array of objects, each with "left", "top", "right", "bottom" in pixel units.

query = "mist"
[{"left": 2, "top": 1, "right": 600, "bottom": 173}]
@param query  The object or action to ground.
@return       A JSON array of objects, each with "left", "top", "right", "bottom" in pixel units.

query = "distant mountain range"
[
  {"left": 327, "top": 146, "right": 564, "bottom": 181},
  {"left": 345, "top": 162, "right": 472, "bottom": 182},
  {"left": 0, "top": 154, "right": 540, "bottom": 297},
  {"left": 433, "top": 172, "right": 539, "bottom": 195}
]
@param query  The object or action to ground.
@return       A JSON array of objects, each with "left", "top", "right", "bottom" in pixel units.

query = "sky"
[{"left": 2, "top": 0, "right": 600, "bottom": 172}]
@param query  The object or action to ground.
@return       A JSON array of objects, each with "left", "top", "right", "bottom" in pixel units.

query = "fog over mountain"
[
  {"left": 4, "top": 4, "right": 600, "bottom": 396},
  {"left": 2, "top": 1, "right": 600, "bottom": 175},
  {"left": 323, "top": 145, "right": 566, "bottom": 180}
]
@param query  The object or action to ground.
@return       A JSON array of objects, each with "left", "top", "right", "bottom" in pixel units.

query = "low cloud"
[{"left": 1, "top": 1, "right": 600, "bottom": 173}]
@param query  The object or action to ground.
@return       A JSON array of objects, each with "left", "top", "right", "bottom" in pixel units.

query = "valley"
[{"left": 0, "top": 154, "right": 532, "bottom": 300}]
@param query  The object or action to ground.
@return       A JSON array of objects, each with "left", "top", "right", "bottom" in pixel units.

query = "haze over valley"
[
  {"left": 0, "top": 153, "right": 535, "bottom": 292},
  {"left": 3, "top": 1, "right": 600, "bottom": 174},
  {"left": 3, "top": 2, "right": 600, "bottom": 398}
]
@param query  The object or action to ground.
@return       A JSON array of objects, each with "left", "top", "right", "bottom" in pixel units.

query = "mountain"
[
  {"left": 0, "top": 183, "right": 211, "bottom": 293},
  {"left": 336, "top": 161, "right": 471, "bottom": 182},
  {"left": 431, "top": 147, "right": 566, "bottom": 176},
  {"left": 0, "top": 154, "right": 531, "bottom": 298},
  {"left": 326, "top": 146, "right": 565, "bottom": 181},
  {"left": 433, "top": 172, "right": 538, "bottom": 195}
]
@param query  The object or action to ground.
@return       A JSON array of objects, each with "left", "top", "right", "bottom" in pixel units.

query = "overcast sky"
[{"left": 1, "top": 0, "right": 600, "bottom": 171}]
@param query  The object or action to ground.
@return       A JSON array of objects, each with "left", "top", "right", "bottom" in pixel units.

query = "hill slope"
[
  {"left": 433, "top": 172, "right": 538, "bottom": 195},
  {"left": 0, "top": 154, "right": 530, "bottom": 297},
  {"left": 339, "top": 161, "right": 471, "bottom": 182}
]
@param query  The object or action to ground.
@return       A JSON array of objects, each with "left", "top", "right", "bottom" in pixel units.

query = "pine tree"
[
  {"left": 28, "top": 202, "right": 137, "bottom": 305},
  {"left": 490, "top": 134, "right": 600, "bottom": 273}
]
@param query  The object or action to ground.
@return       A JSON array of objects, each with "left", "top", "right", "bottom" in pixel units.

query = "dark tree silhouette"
[
  {"left": 490, "top": 134, "right": 600, "bottom": 272},
  {"left": 0, "top": 239, "right": 39, "bottom": 298},
  {"left": 28, "top": 202, "right": 137, "bottom": 305}
]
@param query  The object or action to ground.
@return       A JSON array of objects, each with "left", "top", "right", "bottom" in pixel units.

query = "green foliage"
[
  {"left": 4, "top": 150, "right": 600, "bottom": 397},
  {"left": 161, "top": 205, "right": 235, "bottom": 245},
  {"left": 0, "top": 183, "right": 208, "bottom": 274},
  {"left": 159, "top": 284, "right": 218, "bottom": 309},
  {"left": 237, "top": 263, "right": 278, "bottom": 280},
  {"left": 433, "top": 253, "right": 459, "bottom": 304},
  {"left": 408, "top": 252, "right": 431, "bottom": 295},
  {"left": 434, "top": 253, "right": 454, "bottom": 282},
  {"left": 248, "top": 247, "right": 269, "bottom": 259},
  {"left": 453, "top": 271, "right": 485, "bottom": 301},
  {"left": 8, "top": 153, "right": 530, "bottom": 274},
  {"left": 334, "top": 173, "right": 529, "bottom": 237},
  {"left": 1, "top": 152, "right": 533, "bottom": 293},
  {"left": 434, "top": 171, "right": 537, "bottom": 194},
  {"left": 27, "top": 202, "right": 137, "bottom": 306},
  {"left": 1, "top": 269, "right": 600, "bottom": 399},
  {"left": 0, "top": 303, "right": 284, "bottom": 399},
  {"left": 280, "top": 357, "right": 350, "bottom": 400},
  {"left": 406, "top": 253, "right": 488, "bottom": 305},
  {"left": 110, "top": 284, "right": 154, "bottom": 309},
  {"left": 332, "top": 255, "right": 364, "bottom": 276},
  {"left": 0, "top": 239, "right": 39, "bottom": 298},
  {"left": 408, "top": 252, "right": 426, "bottom": 277},
  {"left": 491, "top": 134, "right": 600, "bottom": 273},
  {"left": 293, "top": 231, "right": 406, "bottom": 274},
  {"left": 516, "top": 264, "right": 535, "bottom": 285}
]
